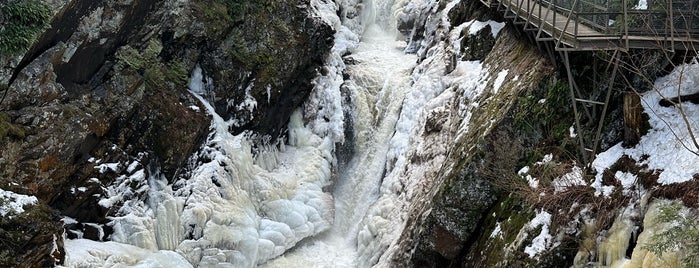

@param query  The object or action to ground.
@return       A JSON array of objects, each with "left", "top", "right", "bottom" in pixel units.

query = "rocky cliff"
[
  {"left": 353, "top": 0, "right": 698, "bottom": 267},
  {"left": 2, "top": 0, "right": 697, "bottom": 267},
  {"left": 0, "top": 0, "right": 332, "bottom": 266}
]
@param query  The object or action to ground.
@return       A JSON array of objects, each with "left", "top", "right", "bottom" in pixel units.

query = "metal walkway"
[
  {"left": 484, "top": 0, "right": 699, "bottom": 51},
  {"left": 482, "top": 0, "right": 699, "bottom": 166}
]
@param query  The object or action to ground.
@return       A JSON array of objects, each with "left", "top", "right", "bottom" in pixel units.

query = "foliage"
[
  {"left": 0, "top": 1, "right": 51, "bottom": 56},
  {"left": 115, "top": 40, "right": 188, "bottom": 90},
  {"left": 514, "top": 78, "right": 570, "bottom": 133},
  {"left": 463, "top": 194, "right": 535, "bottom": 267},
  {"left": 191, "top": 0, "right": 278, "bottom": 36},
  {"left": 645, "top": 202, "right": 699, "bottom": 268}
]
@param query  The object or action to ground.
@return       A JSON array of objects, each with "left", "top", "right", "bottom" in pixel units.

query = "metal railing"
[{"left": 497, "top": 0, "right": 699, "bottom": 48}]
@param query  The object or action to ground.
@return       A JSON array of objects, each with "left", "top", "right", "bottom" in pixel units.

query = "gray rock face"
[
  {"left": 191, "top": 1, "right": 334, "bottom": 137},
  {"left": 387, "top": 0, "right": 554, "bottom": 264},
  {"left": 0, "top": 0, "right": 333, "bottom": 265}
]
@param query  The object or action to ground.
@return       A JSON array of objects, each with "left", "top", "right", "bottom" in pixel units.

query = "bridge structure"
[
  {"left": 480, "top": 0, "right": 699, "bottom": 166},
  {"left": 482, "top": 0, "right": 699, "bottom": 50}
]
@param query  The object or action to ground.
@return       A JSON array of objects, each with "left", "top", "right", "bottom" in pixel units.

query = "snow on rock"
[
  {"left": 468, "top": 20, "right": 506, "bottom": 38},
  {"left": 592, "top": 60, "right": 699, "bottom": 190},
  {"left": 616, "top": 171, "right": 638, "bottom": 194},
  {"left": 493, "top": 69, "right": 509, "bottom": 94},
  {"left": 518, "top": 153, "right": 560, "bottom": 189},
  {"left": 536, "top": 154, "right": 553, "bottom": 165},
  {"left": 569, "top": 125, "right": 577, "bottom": 138},
  {"left": 304, "top": 0, "right": 359, "bottom": 143},
  {"left": 95, "top": 162, "right": 120, "bottom": 173},
  {"left": 633, "top": 0, "right": 648, "bottom": 9},
  {"left": 0, "top": 188, "right": 38, "bottom": 218},
  {"left": 97, "top": 167, "right": 148, "bottom": 209},
  {"left": 523, "top": 210, "right": 553, "bottom": 258},
  {"left": 490, "top": 222, "right": 503, "bottom": 239}
]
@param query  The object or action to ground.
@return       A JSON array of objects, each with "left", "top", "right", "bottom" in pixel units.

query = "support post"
[
  {"left": 563, "top": 51, "right": 589, "bottom": 166},
  {"left": 589, "top": 51, "right": 620, "bottom": 167}
]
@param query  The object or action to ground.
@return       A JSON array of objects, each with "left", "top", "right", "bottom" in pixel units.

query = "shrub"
[
  {"left": 0, "top": 1, "right": 51, "bottom": 56},
  {"left": 115, "top": 40, "right": 189, "bottom": 91},
  {"left": 645, "top": 202, "right": 699, "bottom": 267}
]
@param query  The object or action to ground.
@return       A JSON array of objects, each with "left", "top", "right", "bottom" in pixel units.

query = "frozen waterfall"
[
  {"left": 62, "top": 0, "right": 441, "bottom": 267},
  {"left": 263, "top": 0, "right": 416, "bottom": 266}
]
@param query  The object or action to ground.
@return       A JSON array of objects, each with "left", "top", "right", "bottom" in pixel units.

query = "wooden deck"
[{"left": 483, "top": 0, "right": 699, "bottom": 50}]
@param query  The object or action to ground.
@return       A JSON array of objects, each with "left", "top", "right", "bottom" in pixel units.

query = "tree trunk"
[{"left": 623, "top": 92, "right": 642, "bottom": 147}]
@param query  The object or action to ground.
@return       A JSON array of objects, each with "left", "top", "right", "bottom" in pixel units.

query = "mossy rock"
[
  {"left": 0, "top": 112, "right": 26, "bottom": 140},
  {"left": 461, "top": 194, "right": 536, "bottom": 267},
  {"left": 0, "top": 201, "right": 62, "bottom": 267},
  {"left": 115, "top": 40, "right": 189, "bottom": 91}
]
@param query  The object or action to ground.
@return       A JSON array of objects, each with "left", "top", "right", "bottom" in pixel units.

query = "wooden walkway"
[{"left": 484, "top": 0, "right": 699, "bottom": 51}]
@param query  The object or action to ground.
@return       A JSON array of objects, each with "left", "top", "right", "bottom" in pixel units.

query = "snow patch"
[
  {"left": 95, "top": 162, "right": 120, "bottom": 173},
  {"left": 468, "top": 20, "right": 506, "bottom": 38},
  {"left": 552, "top": 166, "right": 586, "bottom": 192},
  {"left": 490, "top": 222, "right": 503, "bottom": 239},
  {"left": 493, "top": 69, "right": 509, "bottom": 94},
  {"left": 615, "top": 171, "right": 637, "bottom": 194},
  {"left": 524, "top": 210, "right": 553, "bottom": 258},
  {"left": 633, "top": 0, "right": 648, "bottom": 9},
  {"left": 592, "top": 61, "right": 699, "bottom": 191},
  {"left": 0, "top": 188, "right": 38, "bottom": 218},
  {"left": 569, "top": 125, "right": 577, "bottom": 138}
]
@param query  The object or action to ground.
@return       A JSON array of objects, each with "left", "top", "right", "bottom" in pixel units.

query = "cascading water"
[
  {"left": 263, "top": 0, "right": 416, "bottom": 266},
  {"left": 63, "top": 0, "right": 509, "bottom": 266}
]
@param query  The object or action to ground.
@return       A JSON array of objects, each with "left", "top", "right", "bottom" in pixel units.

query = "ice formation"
[{"left": 61, "top": 0, "right": 523, "bottom": 266}]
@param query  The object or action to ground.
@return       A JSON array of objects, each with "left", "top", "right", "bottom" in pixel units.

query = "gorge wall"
[{"left": 1, "top": 0, "right": 697, "bottom": 267}]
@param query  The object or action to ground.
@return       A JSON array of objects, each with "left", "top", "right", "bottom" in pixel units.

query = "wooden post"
[{"left": 623, "top": 91, "right": 643, "bottom": 147}]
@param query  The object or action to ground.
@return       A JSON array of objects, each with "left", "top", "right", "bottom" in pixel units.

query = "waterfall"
[
  {"left": 63, "top": 0, "right": 425, "bottom": 267},
  {"left": 262, "top": 0, "right": 416, "bottom": 266}
]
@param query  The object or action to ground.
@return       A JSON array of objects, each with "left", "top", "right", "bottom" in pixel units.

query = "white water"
[{"left": 263, "top": 1, "right": 417, "bottom": 266}]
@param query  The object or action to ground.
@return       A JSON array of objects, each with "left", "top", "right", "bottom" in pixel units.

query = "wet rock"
[{"left": 411, "top": 164, "right": 497, "bottom": 264}]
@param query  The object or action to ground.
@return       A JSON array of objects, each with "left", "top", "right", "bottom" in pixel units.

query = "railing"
[
  {"left": 554, "top": 0, "right": 699, "bottom": 35},
  {"left": 498, "top": 0, "right": 699, "bottom": 48}
]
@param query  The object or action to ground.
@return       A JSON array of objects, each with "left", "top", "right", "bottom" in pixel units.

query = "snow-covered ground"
[
  {"left": 516, "top": 59, "right": 699, "bottom": 266},
  {"left": 592, "top": 60, "right": 699, "bottom": 195}
]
